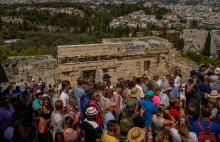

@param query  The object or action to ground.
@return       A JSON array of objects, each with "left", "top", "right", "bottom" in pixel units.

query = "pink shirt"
[{"left": 152, "top": 95, "right": 160, "bottom": 105}]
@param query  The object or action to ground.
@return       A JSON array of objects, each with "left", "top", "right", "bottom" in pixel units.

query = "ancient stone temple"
[
  {"left": 58, "top": 37, "right": 175, "bottom": 86},
  {"left": 1, "top": 37, "right": 198, "bottom": 86}
]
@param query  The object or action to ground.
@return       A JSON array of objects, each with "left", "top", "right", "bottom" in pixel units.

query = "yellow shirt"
[{"left": 101, "top": 131, "right": 119, "bottom": 142}]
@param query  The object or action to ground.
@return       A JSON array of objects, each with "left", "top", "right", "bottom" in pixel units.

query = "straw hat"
[
  {"left": 207, "top": 97, "right": 217, "bottom": 105},
  {"left": 208, "top": 90, "right": 220, "bottom": 98},
  {"left": 85, "top": 107, "right": 98, "bottom": 116},
  {"left": 215, "top": 68, "right": 220, "bottom": 75},
  {"left": 129, "top": 87, "right": 140, "bottom": 98},
  {"left": 105, "top": 102, "right": 116, "bottom": 110},
  {"left": 127, "top": 127, "right": 145, "bottom": 142}
]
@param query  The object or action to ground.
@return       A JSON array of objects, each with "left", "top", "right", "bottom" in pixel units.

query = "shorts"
[{"left": 147, "top": 126, "right": 153, "bottom": 139}]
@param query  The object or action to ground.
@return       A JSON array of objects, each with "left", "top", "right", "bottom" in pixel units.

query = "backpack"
[
  {"left": 196, "top": 121, "right": 217, "bottom": 142},
  {"left": 41, "top": 81, "right": 45, "bottom": 88},
  {"left": 119, "top": 112, "right": 138, "bottom": 140}
]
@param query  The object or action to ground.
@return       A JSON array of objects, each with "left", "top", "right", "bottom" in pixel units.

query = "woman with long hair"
[
  {"left": 155, "top": 126, "right": 171, "bottom": 142},
  {"left": 40, "top": 96, "right": 53, "bottom": 124},
  {"left": 60, "top": 116, "right": 81, "bottom": 142},
  {"left": 32, "top": 110, "right": 53, "bottom": 142},
  {"left": 152, "top": 104, "right": 176, "bottom": 135},
  {"left": 169, "top": 98, "right": 185, "bottom": 120},
  {"left": 170, "top": 116, "right": 198, "bottom": 142},
  {"left": 67, "top": 97, "right": 81, "bottom": 124}
]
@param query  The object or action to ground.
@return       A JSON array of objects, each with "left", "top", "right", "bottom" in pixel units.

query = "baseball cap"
[
  {"left": 145, "top": 90, "right": 154, "bottom": 98},
  {"left": 103, "top": 74, "right": 111, "bottom": 79},
  {"left": 127, "top": 99, "right": 138, "bottom": 108}
]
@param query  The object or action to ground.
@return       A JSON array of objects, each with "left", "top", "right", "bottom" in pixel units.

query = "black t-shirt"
[
  {"left": 82, "top": 118, "right": 102, "bottom": 142},
  {"left": 118, "top": 110, "right": 145, "bottom": 128}
]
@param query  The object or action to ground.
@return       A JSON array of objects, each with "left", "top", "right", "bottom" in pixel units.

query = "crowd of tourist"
[{"left": 0, "top": 64, "right": 220, "bottom": 142}]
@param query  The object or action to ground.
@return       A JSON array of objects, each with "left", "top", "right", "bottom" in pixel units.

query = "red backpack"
[{"left": 196, "top": 121, "right": 217, "bottom": 142}]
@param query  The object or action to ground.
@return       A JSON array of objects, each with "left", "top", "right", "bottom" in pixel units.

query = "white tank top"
[{"left": 113, "top": 92, "right": 125, "bottom": 113}]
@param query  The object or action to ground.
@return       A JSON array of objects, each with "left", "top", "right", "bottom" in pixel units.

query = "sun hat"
[
  {"left": 127, "top": 127, "right": 145, "bottom": 142},
  {"left": 214, "top": 67, "right": 220, "bottom": 75},
  {"left": 35, "top": 89, "right": 43, "bottom": 97},
  {"left": 208, "top": 90, "right": 220, "bottom": 98},
  {"left": 207, "top": 97, "right": 217, "bottom": 105},
  {"left": 145, "top": 90, "right": 154, "bottom": 98},
  {"left": 105, "top": 102, "right": 116, "bottom": 110},
  {"left": 3, "top": 127, "right": 14, "bottom": 140},
  {"left": 85, "top": 107, "right": 98, "bottom": 116},
  {"left": 163, "top": 85, "right": 172, "bottom": 92},
  {"left": 129, "top": 87, "right": 141, "bottom": 98},
  {"left": 127, "top": 99, "right": 138, "bottom": 108},
  {"left": 190, "top": 70, "right": 197, "bottom": 76}
]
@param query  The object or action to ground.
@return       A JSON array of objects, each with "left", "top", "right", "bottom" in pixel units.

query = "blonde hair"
[
  {"left": 156, "top": 104, "right": 166, "bottom": 117},
  {"left": 155, "top": 126, "right": 170, "bottom": 142},
  {"left": 68, "top": 97, "right": 77, "bottom": 106},
  {"left": 179, "top": 116, "right": 190, "bottom": 142}
]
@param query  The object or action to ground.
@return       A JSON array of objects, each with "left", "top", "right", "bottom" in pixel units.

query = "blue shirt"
[
  {"left": 170, "top": 87, "right": 180, "bottom": 98},
  {"left": 190, "top": 120, "right": 220, "bottom": 135},
  {"left": 32, "top": 99, "right": 41, "bottom": 110},
  {"left": 74, "top": 86, "right": 85, "bottom": 111},
  {"left": 103, "top": 111, "right": 115, "bottom": 131},
  {"left": 140, "top": 99, "right": 157, "bottom": 127},
  {"left": 197, "top": 80, "right": 211, "bottom": 93}
]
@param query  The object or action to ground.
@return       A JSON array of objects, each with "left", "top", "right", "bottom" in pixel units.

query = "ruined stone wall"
[{"left": 1, "top": 55, "right": 58, "bottom": 85}]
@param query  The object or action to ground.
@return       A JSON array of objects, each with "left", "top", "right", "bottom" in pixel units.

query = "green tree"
[
  {"left": 203, "top": 31, "right": 211, "bottom": 56},
  {"left": 18, "top": 46, "right": 41, "bottom": 56}
]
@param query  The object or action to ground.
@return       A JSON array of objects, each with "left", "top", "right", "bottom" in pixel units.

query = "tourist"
[
  {"left": 60, "top": 116, "right": 81, "bottom": 142},
  {"left": 67, "top": 97, "right": 80, "bottom": 124},
  {"left": 40, "top": 96, "right": 53, "bottom": 124},
  {"left": 168, "top": 98, "right": 185, "bottom": 120},
  {"left": 0, "top": 94, "right": 15, "bottom": 129},
  {"left": 190, "top": 106, "right": 220, "bottom": 136},
  {"left": 43, "top": 88, "right": 50, "bottom": 98},
  {"left": 31, "top": 78, "right": 38, "bottom": 94},
  {"left": 126, "top": 87, "right": 141, "bottom": 112},
  {"left": 102, "top": 120, "right": 120, "bottom": 142},
  {"left": 169, "top": 78, "right": 180, "bottom": 98},
  {"left": 185, "top": 71, "right": 201, "bottom": 115},
  {"left": 186, "top": 103, "right": 197, "bottom": 126},
  {"left": 141, "top": 74, "right": 149, "bottom": 94},
  {"left": 113, "top": 84, "right": 125, "bottom": 116},
  {"left": 39, "top": 77, "right": 46, "bottom": 92},
  {"left": 209, "top": 67, "right": 220, "bottom": 92},
  {"left": 152, "top": 104, "right": 176, "bottom": 136},
  {"left": 32, "top": 90, "right": 43, "bottom": 110},
  {"left": 160, "top": 85, "right": 172, "bottom": 108},
  {"left": 10, "top": 112, "right": 33, "bottom": 141},
  {"left": 197, "top": 75, "right": 212, "bottom": 93},
  {"left": 170, "top": 73, "right": 181, "bottom": 90},
  {"left": 170, "top": 116, "right": 198, "bottom": 142},
  {"left": 103, "top": 101, "right": 116, "bottom": 131},
  {"left": 118, "top": 99, "right": 145, "bottom": 141},
  {"left": 141, "top": 90, "right": 157, "bottom": 142},
  {"left": 155, "top": 126, "right": 171, "bottom": 142},
  {"left": 51, "top": 100, "right": 64, "bottom": 139},
  {"left": 32, "top": 110, "right": 53, "bottom": 141},
  {"left": 207, "top": 97, "right": 218, "bottom": 120},
  {"left": 60, "top": 80, "right": 71, "bottom": 113},
  {"left": 127, "top": 127, "right": 146, "bottom": 142},
  {"left": 135, "top": 77, "right": 145, "bottom": 100},
  {"left": 82, "top": 107, "right": 102, "bottom": 142},
  {"left": 80, "top": 86, "right": 92, "bottom": 119},
  {"left": 74, "top": 77, "right": 85, "bottom": 111},
  {"left": 19, "top": 79, "right": 26, "bottom": 92}
]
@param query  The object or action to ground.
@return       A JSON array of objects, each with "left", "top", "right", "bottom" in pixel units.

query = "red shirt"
[{"left": 169, "top": 107, "right": 180, "bottom": 120}]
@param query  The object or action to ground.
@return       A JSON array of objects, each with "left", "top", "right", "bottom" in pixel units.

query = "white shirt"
[
  {"left": 170, "top": 128, "right": 198, "bottom": 142},
  {"left": 135, "top": 84, "right": 145, "bottom": 100},
  {"left": 60, "top": 91, "right": 69, "bottom": 107},
  {"left": 19, "top": 82, "right": 26, "bottom": 92},
  {"left": 209, "top": 75, "right": 220, "bottom": 92},
  {"left": 160, "top": 92, "right": 169, "bottom": 108},
  {"left": 174, "top": 76, "right": 181, "bottom": 89},
  {"left": 112, "top": 92, "right": 124, "bottom": 113}
]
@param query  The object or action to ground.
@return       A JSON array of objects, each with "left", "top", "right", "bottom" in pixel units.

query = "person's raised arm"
[
  {"left": 113, "top": 93, "right": 120, "bottom": 117},
  {"left": 186, "top": 78, "right": 197, "bottom": 94}
]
